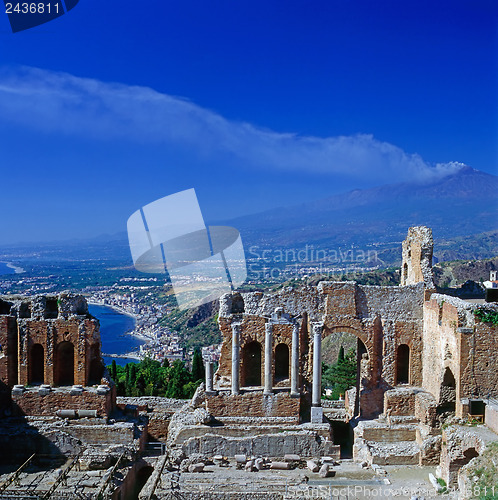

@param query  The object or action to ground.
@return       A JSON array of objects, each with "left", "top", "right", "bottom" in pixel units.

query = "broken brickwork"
[{"left": 0, "top": 292, "right": 103, "bottom": 388}]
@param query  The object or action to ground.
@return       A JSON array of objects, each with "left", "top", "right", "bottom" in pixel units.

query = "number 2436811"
[{"left": 5, "top": 3, "right": 60, "bottom": 14}]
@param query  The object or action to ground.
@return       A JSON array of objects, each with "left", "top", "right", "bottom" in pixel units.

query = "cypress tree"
[
  {"left": 338, "top": 346, "right": 345, "bottom": 363},
  {"left": 191, "top": 348, "right": 204, "bottom": 382},
  {"left": 111, "top": 359, "right": 117, "bottom": 381}
]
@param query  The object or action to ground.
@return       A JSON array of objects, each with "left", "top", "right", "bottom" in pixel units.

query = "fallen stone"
[
  {"left": 188, "top": 462, "right": 205, "bottom": 473},
  {"left": 270, "top": 461, "right": 291, "bottom": 470},
  {"left": 245, "top": 460, "right": 255, "bottom": 472},
  {"left": 254, "top": 458, "right": 264, "bottom": 471},
  {"left": 307, "top": 460, "right": 320, "bottom": 473},
  {"left": 319, "top": 464, "right": 331, "bottom": 478},
  {"left": 284, "top": 454, "right": 300, "bottom": 462}
]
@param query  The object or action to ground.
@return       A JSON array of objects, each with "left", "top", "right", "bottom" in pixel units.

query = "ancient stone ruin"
[
  {"left": 0, "top": 226, "right": 497, "bottom": 498},
  {"left": 167, "top": 225, "right": 498, "bottom": 493}
]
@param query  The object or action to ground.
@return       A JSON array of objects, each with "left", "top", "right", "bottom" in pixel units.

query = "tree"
[
  {"left": 162, "top": 357, "right": 170, "bottom": 369},
  {"left": 338, "top": 346, "right": 345, "bottom": 363},
  {"left": 191, "top": 347, "right": 204, "bottom": 382},
  {"left": 111, "top": 360, "right": 117, "bottom": 381},
  {"left": 166, "top": 360, "right": 191, "bottom": 399},
  {"left": 323, "top": 348, "right": 357, "bottom": 400}
]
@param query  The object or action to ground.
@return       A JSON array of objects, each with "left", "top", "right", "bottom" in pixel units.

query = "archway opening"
[
  {"left": 56, "top": 341, "right": 74, "bottom": 386},
  {"left": 88, "top": 344, "right": 103, "bottom": 386},
  {"left": 275, "top": 343, "right": 289, "bottom": 381},
  {"left": 438, "top": 367, "right": 456, "bottom": 415},
  {"left": 30, "top": 344, "right": 44, "bottom": 385},
  {"left": 242, "top": 341, "right": 261, "bottom": 387},
  {"left": 396, "top": 344, "right": 410, "bottom": 384}
]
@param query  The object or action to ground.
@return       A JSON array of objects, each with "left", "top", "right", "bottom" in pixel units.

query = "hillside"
[{"left": 225, "top": 166, "right": 498, "bottom": 266}]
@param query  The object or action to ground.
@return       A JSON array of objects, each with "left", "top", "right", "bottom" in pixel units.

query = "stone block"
[
  {"left": 311, "top": 407, "right": 323, "bottom": 423},
  {"left": 188, "top": 462, "right": 205, "bottom": 473},
  {"left": 307, "top": 460, "right": 319, "bottom": 472}
]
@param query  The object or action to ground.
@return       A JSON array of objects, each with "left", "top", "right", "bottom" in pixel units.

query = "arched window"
[
  {"left": 242, "top": 341, "right": 262, "bottom": 387},
  {"left": 275, "top": 343, "right": 289, "bottom": 380},
  {"left": 396, "top": 344, "right": 410, "bottom": 384},
  {"left": 56, "top": 341, "right": 74, "bottom": 386},
  {"left": 439, "top": 367, "right": 456, "bottom": 413},
  {"left": 30, "top": 344, "right": 44, "bottom": 384}
]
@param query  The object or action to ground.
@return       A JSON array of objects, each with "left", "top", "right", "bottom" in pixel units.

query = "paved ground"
[{"left": 156, "top": 459, "right": 447, "bottom": 499}]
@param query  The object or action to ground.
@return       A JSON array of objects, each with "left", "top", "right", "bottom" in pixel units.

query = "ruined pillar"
[
  {"left": 264, "top": 322, "right": 273, "bottom": 395},
  {"left": 205, "top": 361, "right": 214, "bottom": 393},
  {"left": 231, "top": 323, "right": 240, "bottom": 395},
  {"left": 311, "top": 323, "right": 324, "bottom": 423},
  {"left": 290, "top": 322, "right": 300, "bottom": 396},
  {"left": 312, "top": 323, "right": 323, "bottom": 406}
]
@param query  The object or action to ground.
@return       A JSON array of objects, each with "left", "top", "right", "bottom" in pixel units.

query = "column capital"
[{"left": 312, "top": 322, "right": 324, "bottom": 336}]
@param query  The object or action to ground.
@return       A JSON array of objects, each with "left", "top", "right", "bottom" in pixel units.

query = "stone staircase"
[
  {"left": 353, "top": 417, "right": 421, "bottom": 465},
  {"left": 353, "top": 387, "right": 441, "bottom": 466}
]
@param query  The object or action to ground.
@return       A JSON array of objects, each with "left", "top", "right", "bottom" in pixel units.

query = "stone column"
[
  {"left": 264, "top": 322, "right": 273, "bottom": 395},
  {"left": 231, "top": 323, "right": 240, "bottom": 395},
  {"left": 311, "top": 323, "right": 324, "bottom": 423},
  {"left": 290, "top": 323, "right": 300, "bottom": 396},
  {"left": 205, "top": 361, "right": 214, "bottom": 393},
  {"left": 312, "top": 323, "right": 323, "bottom": 406}
]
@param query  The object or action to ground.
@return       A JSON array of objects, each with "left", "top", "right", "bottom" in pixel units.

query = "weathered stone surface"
[
  {"left": 306, "top": 460, "right": 319, "bottom": 472},
  {"left": 188, "top": 462, "right": 205, "bottom": 473},
  {"left": 318, "top": 464, "right": 331, "bottom": 477}
]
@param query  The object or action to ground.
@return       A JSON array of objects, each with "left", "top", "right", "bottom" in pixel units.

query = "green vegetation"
[
  {"left": 159, "top": 306, "right": 221, "bottom": 350},
  {"left": 475, "top": 309, "right": 498, "bottom": 326},
  {"left": 108, "top": 356, "right": 204, "bottom": 398},
  {"left": 436, "top": 477, "right": 449, "bottom": 494},
  {"left": 467, "top": 441, "right": 498, "bottom": 499},
  {"left": 322, "top": 347, "right": 357, "bottom": 400}
]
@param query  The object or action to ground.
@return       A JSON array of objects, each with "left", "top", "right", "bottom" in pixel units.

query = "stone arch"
[
  {"left": 55, "top": 341, "right": 74, "bottom": 386},
  {"left": 241, "top": 341, "right": 262, "bottom": 387},
  {"left": 322, "top": 325, "right": 378, "bottom": 417},
  {"left": 396, "top": 344, "right": 410, "bottom": 384},
  {"left": 439, "top": 366, "right": 456, "bottom": 413},
  {"left": 29, "top": 344, "right": 44, "bottom": 384},
  {"left": 275, "top": 343, "right": 290, "bottom": 381}
]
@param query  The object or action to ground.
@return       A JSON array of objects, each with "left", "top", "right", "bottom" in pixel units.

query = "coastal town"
[{"left": 86, "top": 283, "right": 221, "bottom": 366}]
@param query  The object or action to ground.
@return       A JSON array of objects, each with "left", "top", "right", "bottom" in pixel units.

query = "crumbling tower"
[{"left": 401, "top": 226, "right": 435, "bottom": 288}]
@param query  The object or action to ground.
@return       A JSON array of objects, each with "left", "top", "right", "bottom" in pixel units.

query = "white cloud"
[{"left": 0, "top": 66, "right": 462, "bottom": 183}]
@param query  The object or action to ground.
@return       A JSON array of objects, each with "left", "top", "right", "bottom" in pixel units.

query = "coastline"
[
  {"left": 87, "top": 301, "right": 138, "bottom": 321},
  {"left": 2, "top": 262, "right": 25, "bottom": 274},
  {"left": 87, "top": 300, "right": 152, "bottom": 350}
]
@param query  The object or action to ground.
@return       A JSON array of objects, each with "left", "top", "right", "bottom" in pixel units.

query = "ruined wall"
[
  {"left": 401, "top": 226, "right": 435, "bottom": 288},
  {"left": 206, "top": 391, "right": 300, "bottom": 421},
  {"left": 0, "top": 293, "right": 102, "bottom": 388},
  {"left": 12, "top": 387, "right": 115, "bottom": 417},
  {"left": 422, "top": 294, "right": 498, "bottom": 415},
  {"left": 215, "top": 280, "right": 426, "bottom": 420}
]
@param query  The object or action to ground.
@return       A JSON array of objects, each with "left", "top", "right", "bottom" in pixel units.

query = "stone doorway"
[
  {"left": 29, "top": 344, "right": 44, "bottom": 384},
  {"left": 275, "top": 343, "right": 289, "bottom": 382},
  {"left": 56, "top": 341, "right": 74, "bottom": 386},
  {"left": 241, "top": 341, "right": 262, "bottom": 387},
  {"left": 396, "top": 344, "right": 410, "bottom": 384}
]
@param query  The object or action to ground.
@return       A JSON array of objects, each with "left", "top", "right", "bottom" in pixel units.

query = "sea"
[
  {"left": 0, "top": 262, "right": 15, "bottom": 276},
  {"left": 88, "top": 304, "right": 145, "bottom": 367}
]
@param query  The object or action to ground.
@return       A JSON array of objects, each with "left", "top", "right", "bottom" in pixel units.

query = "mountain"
[{"left": 226, "top": 166, "right": 498, "bottom": 262}]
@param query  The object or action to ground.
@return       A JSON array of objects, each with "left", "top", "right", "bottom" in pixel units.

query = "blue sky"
[{"left": 0, "top": 0, "right": 496, "bottom": 244}]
